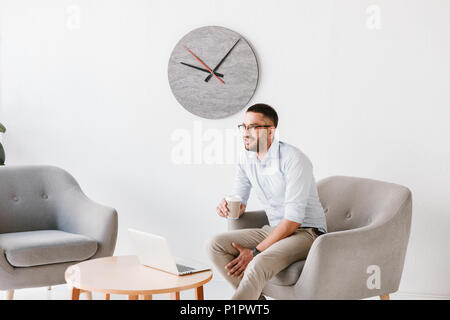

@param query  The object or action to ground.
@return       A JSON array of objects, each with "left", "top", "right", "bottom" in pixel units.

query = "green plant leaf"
[
  {"left": 0, "top": 123, "right": 5, "bottom": 133},
  {"left": 0, "top": 142, "right": 4, "bottom": 165}
]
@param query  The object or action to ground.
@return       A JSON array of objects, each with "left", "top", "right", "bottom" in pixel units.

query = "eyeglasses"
[{"left": 237, "top": 124, "right": 274, "bottom": 134}]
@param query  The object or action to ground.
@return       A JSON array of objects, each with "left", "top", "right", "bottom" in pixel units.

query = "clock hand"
[
  {"left": 183, "top": 45, "right": 225, "bottom": 84},
  {"left": 180, "top": 62, "right": 224, "bottom": 77},
  {"left": 205, "top": 38, "right": 240, "bottom": 82}
]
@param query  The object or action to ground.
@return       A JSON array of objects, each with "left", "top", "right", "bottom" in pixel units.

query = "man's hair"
[{"left": 246, "top": 103, "right": 278, "bottom": 127}]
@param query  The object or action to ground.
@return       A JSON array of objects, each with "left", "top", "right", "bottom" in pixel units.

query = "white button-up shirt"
[{"left": 232, "top": 139, "right": 327, "bottom": 233}]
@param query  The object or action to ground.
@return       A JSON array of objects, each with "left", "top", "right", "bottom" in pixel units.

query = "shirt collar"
[{"left": 262, "top": 139, "right": 279, "bottom": 164}]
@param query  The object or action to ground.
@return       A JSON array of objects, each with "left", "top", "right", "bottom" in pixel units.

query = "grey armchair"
[
  {"left": 228, "top": 176, "right": 412, "bottom": 300},
  {"left": 0, "top": 165, "right": 118, "bottom": 299}
]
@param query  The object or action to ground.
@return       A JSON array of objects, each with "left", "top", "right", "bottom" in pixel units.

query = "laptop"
[{"left": 128, "top": 228, "right": 211, "bottom": 276}]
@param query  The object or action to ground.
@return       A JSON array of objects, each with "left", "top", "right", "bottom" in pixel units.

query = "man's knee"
[
  {"left": 204, "top": 232, "right": 233, "bottom": 256},
  {"left": 204, "top": 235, "right": 219, "bottom": 256}
]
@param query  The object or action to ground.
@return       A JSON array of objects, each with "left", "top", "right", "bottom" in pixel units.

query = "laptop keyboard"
[{"left": 176, "top": 264, "right": 195, "bottom": 273}]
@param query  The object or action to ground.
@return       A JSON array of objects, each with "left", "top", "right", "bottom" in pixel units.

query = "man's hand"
[
  {"left": 216, "top": 198, "right": 229, "bottom": 218},
  {"left": 216, "top": 198, "right": 246, "bottom": 218},
  {"left": 225, "top": 242, "right": 254, "bottom": 278}
]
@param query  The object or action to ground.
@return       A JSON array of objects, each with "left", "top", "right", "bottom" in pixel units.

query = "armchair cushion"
[
  {"left": 269, "top": 259, "right": 306, "bottom": 286},
  {"left": 0, "top": 230, "right": 97, "bottom": 267}
]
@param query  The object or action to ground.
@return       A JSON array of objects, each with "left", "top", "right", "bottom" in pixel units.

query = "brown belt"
[{"left": 312, "top": 228, "right": 325, "bottom": 236}]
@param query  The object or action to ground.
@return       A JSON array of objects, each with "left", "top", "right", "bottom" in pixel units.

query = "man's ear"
[{"left": 269, "top": 127, "right": 276, "bottom": 140}]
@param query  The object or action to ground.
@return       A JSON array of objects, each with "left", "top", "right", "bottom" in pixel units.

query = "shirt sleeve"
[
  {"left": 283, "top": 154, "right": 313, "bottom": 225},
  {"left": 231, "top": 160, "right": 252, "bottom": 206}
]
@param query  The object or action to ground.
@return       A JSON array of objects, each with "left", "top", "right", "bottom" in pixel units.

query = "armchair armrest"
[
  {"left": 227, "top": 210, "right": 269, "bottom": 231},
  {"left": 294, "top": 194, "right": 412, "bottom": 299},
  {"left": 0, "top": 248, "right": 15, "bottom": 289},
  {"left": 0, "top": 248, "right": 14, "bottom": 275},
  {"left": 55, "top": 187, "right": 118, "bottom": 259}
]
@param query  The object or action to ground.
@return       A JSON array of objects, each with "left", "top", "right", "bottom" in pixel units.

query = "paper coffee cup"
[{"left": 225, "top": 195, "right": 242, "bottom": 220}]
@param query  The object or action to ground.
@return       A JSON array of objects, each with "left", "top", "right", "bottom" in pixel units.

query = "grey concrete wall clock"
[{"left": 168, "top": 26, "right": 259, "bottom": 119}]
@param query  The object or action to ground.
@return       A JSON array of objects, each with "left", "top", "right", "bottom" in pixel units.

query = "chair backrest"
[
  {"left": 317, "top": 176, "right": 411, "bottom": 233},
  {"left": 0, "top": 165, "right": 81, "bottom": 233}
]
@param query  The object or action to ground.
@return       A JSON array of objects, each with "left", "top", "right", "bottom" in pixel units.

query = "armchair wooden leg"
[
  {"left": 380, "top": 294, "right": 390, "bottom": 300},
  {"left": 4, "top": 290, "right": 14, "bottom": 300}
]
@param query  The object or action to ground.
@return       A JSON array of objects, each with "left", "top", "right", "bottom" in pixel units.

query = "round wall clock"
[{"left": 168, "top": 26, "right": 259, "bottom": 119}]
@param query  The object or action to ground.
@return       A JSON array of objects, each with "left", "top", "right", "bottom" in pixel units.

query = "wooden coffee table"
[{"left": 65, "top": 255, "right": 213, "bottom": 300}]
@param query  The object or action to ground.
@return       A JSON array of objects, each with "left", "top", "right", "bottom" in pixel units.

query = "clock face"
[{"left": 168, "top": 26, "right": 259, "bottom": 119}]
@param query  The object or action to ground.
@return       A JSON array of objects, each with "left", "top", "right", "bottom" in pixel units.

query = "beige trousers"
[{"left": 205, "top": 224, "right": 318, "bottom": 300}]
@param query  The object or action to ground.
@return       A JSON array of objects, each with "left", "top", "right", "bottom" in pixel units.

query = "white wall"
[{"left": 1, "top": 0, "right": 449, "bottom": 296}]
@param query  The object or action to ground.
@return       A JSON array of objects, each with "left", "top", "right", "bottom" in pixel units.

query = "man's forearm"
[{"left": 255, "top": 218, "right": 300, "bottom": 252}]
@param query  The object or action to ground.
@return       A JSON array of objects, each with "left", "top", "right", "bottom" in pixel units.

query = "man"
[{"left": 205, "top": 103, "right": 327, "bottom": 300}]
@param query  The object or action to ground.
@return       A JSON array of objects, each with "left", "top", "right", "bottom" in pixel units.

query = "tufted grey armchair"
[
  {"left": 228, "top": 176, "right": 412, "bottom": 300},
  {"left": 0, "top": 165, "right": 118, "bottom": 299}
]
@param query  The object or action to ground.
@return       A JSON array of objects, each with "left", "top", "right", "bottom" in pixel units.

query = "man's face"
[{"left": 242, "top": 112, "right": 274, "bottom": 152}]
